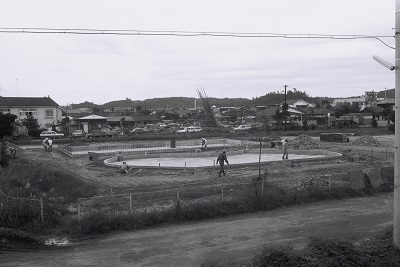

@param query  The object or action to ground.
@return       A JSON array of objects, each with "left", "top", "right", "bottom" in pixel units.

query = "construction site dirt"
[
  {"left": 20, "top": 135, "right": 395, "bottom": 191},
  {"left": 4, "top": 134, "right": 395, "bottom": 266}
]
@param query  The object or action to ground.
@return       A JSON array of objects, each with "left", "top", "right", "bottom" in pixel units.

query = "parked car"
[
  {"left": 233, "top": 125, "right": 252, "bottom": 131},
  {"left": 177, "top": 126, "right": 203, "bottom": 133},
  {"left": 86, "top": 129, "right": 113, "bottom": 138},
  {"left": 143, "top": 124, "right": 162, "bottom": 133},
  {"left": 110, "top": 128, "right": 124, "bottom": 137},
  {"left": 71, "top": 130, "right": 86, "bottom": 138},
  {"left": 40, "top": 130, "right": 64, "bottom": 138},
  {"left": 157, "top": 123, "right": 168, "bottom": 128},
  {"left": 130, "top": 127, "right": 145, "bottom": 134}
]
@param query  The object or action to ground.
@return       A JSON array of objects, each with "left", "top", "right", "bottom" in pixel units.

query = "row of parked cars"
[
  {"left": 40, "top": 123, "right": 254, "bottom": 139},
  {"left": 40, "top": 128, "right": 124, "bottom": 139},
  {"left": 129, "top": 123, "right": 203, "bottom": 134}
]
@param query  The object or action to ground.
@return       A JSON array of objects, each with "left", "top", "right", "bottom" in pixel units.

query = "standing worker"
[
  {"left": 281, "top": 139, "right": 288, "bottom": 160},
  {"left": 201, "top": 137, "right": 207, "bottom": 151},
  {"left": 47, "top": 138, "right": 53, "bottom": 152},
  {"left": 216, "top": 149, "right": 229, "bottom": 177}
]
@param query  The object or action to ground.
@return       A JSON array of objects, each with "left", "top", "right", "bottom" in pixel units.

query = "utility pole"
[
  {"left": 284, "top": 85, "right": 288, "bottom": 132},
  {"left": 394, "top": 0, "right": 400, "bottom": 248}
]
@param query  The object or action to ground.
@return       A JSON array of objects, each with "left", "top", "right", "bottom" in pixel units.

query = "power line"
[
  {"left": 0, "top": 27, "right": 394, "bottom": 49},
  {"left": 0, "top": 27, "right": 392, "bottom": 39}
]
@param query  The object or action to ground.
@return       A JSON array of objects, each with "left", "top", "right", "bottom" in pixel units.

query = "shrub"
[{"left": 389, "top": 123, "right": 395, "bottom": 133}]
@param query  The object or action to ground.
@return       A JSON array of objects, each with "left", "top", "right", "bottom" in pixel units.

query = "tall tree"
[
  {"left": 0, "top": 113, "right": 17, "bottom": 168},
  {"left": 0, "top": 113, "right": 17, "bottom": 138}
]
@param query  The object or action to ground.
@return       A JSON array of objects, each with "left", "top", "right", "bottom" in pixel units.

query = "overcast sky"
[{"left": 0, "top": 1, "right": 395, "bottom": 106}]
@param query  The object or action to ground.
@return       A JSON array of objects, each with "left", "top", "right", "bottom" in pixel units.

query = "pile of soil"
[
  {"left": 349, "top": 136, "right": 383, "bottom": 147},
  {"left": 288, "top": 134, "right": 327, "bottom": 149}
]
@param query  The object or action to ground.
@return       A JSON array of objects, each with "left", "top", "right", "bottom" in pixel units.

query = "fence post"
[
  {"left": 129, "top": 193, "right": 132, "bottom": 214},
  {"left": 261, "top": 176, "right": 265, "bottom": 197},
  {"left": 78, "top": 200, "right": 81, "bottom": 222},
  {"left": 40, "top": 198, "right": 44, "bottom": 222},
  {"left": 176, "top": 189, "right": 181, "bottom": 218},
  {"left": 328, "top": 176, "right": 332, "bottom": 191}
]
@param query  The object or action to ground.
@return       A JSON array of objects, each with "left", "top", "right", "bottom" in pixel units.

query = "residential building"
[
  {"left": 107, "top": 116, "right": 135, "bottom": 128},
  {"left": 281, "top": 99, "right": 316, "bottom": 109},
  {"left": 0, "top": 96, "right": 62, "bottom": 129},
  {"left": 332, "top": 96, "right": 366, "bottom": 109},
  {"left": 77, "top": 115, "right": 108, "bottom": 133}
]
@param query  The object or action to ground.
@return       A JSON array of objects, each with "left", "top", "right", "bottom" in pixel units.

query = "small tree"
[{"left": 22, "top": 114, "right": 40, "bottom": 131}]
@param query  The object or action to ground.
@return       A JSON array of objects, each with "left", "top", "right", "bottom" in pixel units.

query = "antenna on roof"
[{"left": 15, "top": 78, "right": 19, "bottom": 96}]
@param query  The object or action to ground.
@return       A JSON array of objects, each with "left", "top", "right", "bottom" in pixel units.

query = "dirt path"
[{"left": 2, "top": 192, "right": 393, "bottom": 267}]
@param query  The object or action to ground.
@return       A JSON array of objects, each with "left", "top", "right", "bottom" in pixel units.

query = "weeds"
[{"left": 0, "top": 159, "right": 97, "bottom": 233}]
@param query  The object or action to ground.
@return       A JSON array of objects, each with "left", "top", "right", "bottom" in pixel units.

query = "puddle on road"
[{"left": 45, "top": 237, "right": 72, "bottom": 246}]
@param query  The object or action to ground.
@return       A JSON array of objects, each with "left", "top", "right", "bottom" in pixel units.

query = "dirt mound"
[
  {"left": 288, "top": 135, "right": 326, "bottom": 149},
  {"left": 349, "top": 136, "right": 383, "bottom": 147}
]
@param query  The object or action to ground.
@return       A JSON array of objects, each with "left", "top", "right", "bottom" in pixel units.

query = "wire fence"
[
  {"left": 59, "top": 138, "right": 262, "bottom": 157},
  {"left": 76, "top": 172, "right": 353, "bottom": 221},
  {"left": 0, "top": 189, "right": 44, "bottom": 224}
]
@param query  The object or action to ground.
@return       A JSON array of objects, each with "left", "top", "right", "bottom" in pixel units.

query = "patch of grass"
[
  {"left": 0, "top": 227, "right": 43, "bottom": 249},
  {"left": 1, "top": 159, "right": 96, "bottom": 202},
  {"left": 0, "top": 159, "right": 97, "bottom": 233},
  {"left": 66, "top": 208, "right": 176, "bottom": 237}
]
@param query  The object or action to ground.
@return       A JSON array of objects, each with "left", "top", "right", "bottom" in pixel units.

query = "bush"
[{"left": 389, "top": 123, "right": 395, "bottom": 133}]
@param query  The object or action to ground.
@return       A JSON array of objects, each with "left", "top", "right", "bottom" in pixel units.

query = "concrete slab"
[{"left": 110, "top": 153, "right": 326, "bottom": 168}]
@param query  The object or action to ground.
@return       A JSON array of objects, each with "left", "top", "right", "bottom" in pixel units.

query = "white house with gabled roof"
[{"left": 0, "top": 96, "right": 62, "bottom": 128}]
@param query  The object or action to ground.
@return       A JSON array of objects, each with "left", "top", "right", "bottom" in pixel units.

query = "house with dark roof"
[
  {"left": 0, "top": 96, "right": 62, "bottom": 129},
  {"left": 130, "top": 114, "right": 160, "bottom": 127},
  {"left": 107, "top": 115, "right": 135, "bottom": 128}
]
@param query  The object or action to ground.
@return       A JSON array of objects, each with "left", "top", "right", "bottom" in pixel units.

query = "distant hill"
[
  {"left": 70, "top": 88, "right": 393, "bottom": 110},
  {"left": 71, "top": 97, "right": 253, "bottom": 110}
]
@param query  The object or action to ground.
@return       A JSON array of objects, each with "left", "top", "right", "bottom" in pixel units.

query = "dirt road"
[{"left": 2, "top": 192, "right": 393, "bottom": 267}]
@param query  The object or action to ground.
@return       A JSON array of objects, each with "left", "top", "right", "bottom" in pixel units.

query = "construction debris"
[
  {"left": 288, "top": 134, "right": 327, "bottom": 149},
  {"left": 348, "top": 136, "right": 383, "bottom": 147}
]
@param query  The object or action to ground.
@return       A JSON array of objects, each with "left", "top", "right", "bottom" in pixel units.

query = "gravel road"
[{"left": 2, "top": 192, "right": 393, "bottom": 267}]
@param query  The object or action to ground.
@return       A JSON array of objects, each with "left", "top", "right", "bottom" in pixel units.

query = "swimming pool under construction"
[{"left": 58, "top": 138, "right": 342, "bottom": 170}]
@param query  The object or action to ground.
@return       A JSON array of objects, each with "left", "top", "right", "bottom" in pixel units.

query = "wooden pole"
[
  {"left": 129, "top": 193, "right": 132, "bottom": 214},
  {"left": 394, "top": 0, "right": 400, "bottom": 248},
  {"left": 78, "top": 200, "right": 81, "bottom": 222},
  {"left": 40, "top": 198, "right": 44, "bottom": 222},
  {"left": 261, "top": 176, "right": 265, "bottom": 197}
]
